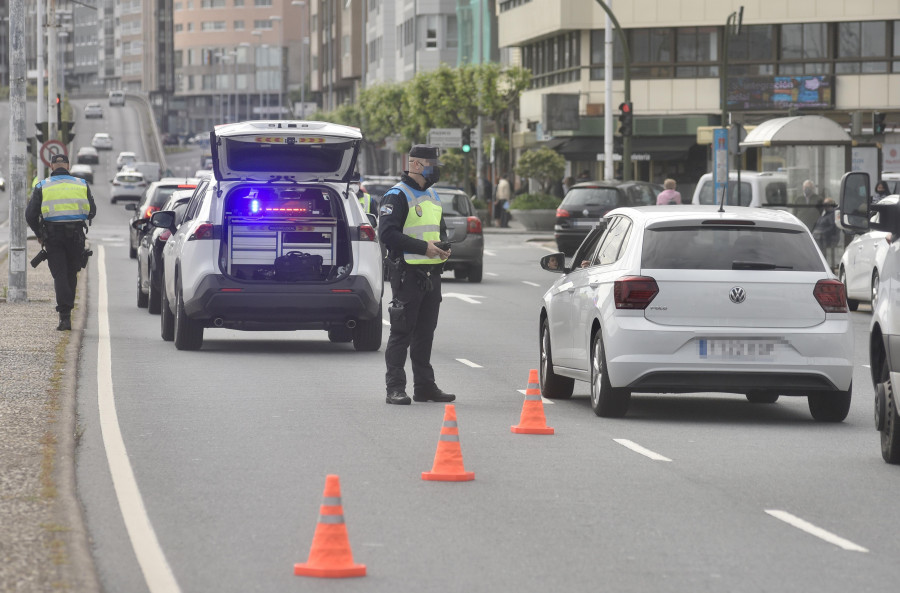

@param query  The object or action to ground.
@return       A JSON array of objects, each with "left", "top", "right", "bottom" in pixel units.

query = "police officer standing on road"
[
  {"left": 379, "top": 145, "right": 455, "bottom": 405},
  {"left": 25, "top": 153, "right": 96, "bottom": 331}
]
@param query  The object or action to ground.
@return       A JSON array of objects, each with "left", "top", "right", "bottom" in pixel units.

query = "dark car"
[
  {"left": 133, "top": 190, "right": 194, "bottom": 313},
  {"left": 125, "top": 177, "right": 200, "bottom": 259},
  {"left": 554, "top": 180, "right": 663, "bottom": 255},
  {"left": 432, "top": 186, "right": 485, "bottom": 282},
  {"left": 360, "top": 175, "right": 400, "bottom": 209}
]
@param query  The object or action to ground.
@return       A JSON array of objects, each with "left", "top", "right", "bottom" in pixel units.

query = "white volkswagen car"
[
  {"left": 151, "top": 120, "right": 383, "bottom": 352},
  {"left": 538, "top": 205, "right": 853, "bottom": 422},
  {"left": 839, "top": 195, "right": 897, "bottom": 310}
]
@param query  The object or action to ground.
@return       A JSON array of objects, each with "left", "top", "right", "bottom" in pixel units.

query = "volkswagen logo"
[{"left": 729, "top": 287, "right": 746, "bottom": 304}]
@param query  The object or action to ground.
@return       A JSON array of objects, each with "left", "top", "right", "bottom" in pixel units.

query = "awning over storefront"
[{"left": 544, "top": 135, "right": 696, "bottom": 161}]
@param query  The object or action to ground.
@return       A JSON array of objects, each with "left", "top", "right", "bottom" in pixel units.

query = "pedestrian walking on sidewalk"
[
  {"left": 495, "top": 173, "right": 511, "bottom": 228},
  {"left": 378, "top": 145, "right": 456, "bottom": 405},
  {"left": 25, "top": 153, "right": 96, "bottom": 330}
]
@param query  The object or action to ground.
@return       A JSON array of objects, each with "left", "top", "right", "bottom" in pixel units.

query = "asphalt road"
[{"left": 8, "top": 102, "right": 900, "bottom": 592}]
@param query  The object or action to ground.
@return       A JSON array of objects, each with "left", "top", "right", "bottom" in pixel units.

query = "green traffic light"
[{"left": 462, "top": 145, "right": 471, "bottom": 153}]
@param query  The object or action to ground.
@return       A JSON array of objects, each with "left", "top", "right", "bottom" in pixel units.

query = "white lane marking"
[
  {"left": 483, "top": 249, "right": 497, "bottom": 256},
  {"left": 516, "top": 388, "right": 554, "bottom": 404},
  {"left": 443, "top": 292, "right": 484, "bottom": 304},
  {"left": 485, "top": 272, "right": 498, "bottom": 277},
  {"left": 613, "top": 438, "right": 672, "bottom": 461},
  {"left": 862, "top": 364, "right": 870, "bottom": 368},
  {"left": 456, "top": 358, "right": 483, "bottom": 368},
  {"left": 97, "top": 247, "right": 183, "bottom": 593},
  {"left": 522, "top": 281, "right": 540, "bottom": 287},
  {"left": 765, "top": 510, "right": 868, "bottom": 552}
]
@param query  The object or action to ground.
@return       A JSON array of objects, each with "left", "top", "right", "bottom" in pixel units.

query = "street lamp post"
[
  {"left": 292, "top": 0, "right": 309, "bottom": 117},
  {"left": 239, "top": 42, "right": 251, "bottom": 120},
  {"left": 269, "top": 15, "right": 283, "bottom": 118},
  {"left": 251, "top": 30, "right": 262, "bottom": 118}
]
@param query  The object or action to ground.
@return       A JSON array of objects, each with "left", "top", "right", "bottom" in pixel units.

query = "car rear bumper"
[
  {"left": 605, "top": 318, "right": 854, "bottom": 394},
  {"left": 442, "top": 235, "right": 483, "bottom": 268},
  {"left": 184, "top": 274, "right": 381, "bottom": 327}
]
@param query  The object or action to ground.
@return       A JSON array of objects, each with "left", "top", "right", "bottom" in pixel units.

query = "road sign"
[
  {"left": 428, "top": 128, "right": 462, "bottom": 148},
  {"left": 40, "top": 140, "right": 67, "bottom": 169}
]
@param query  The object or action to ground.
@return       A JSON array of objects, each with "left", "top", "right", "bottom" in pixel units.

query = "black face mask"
[{"left": 422, "top": 165, "right": 441, "bottom": 185}]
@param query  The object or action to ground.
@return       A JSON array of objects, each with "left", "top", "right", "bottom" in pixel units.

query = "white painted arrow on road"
[{"left": 443, "top": 292, "right": 484, "bottom": 304}]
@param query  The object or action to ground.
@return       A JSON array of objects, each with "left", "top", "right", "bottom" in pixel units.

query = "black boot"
[
  {"left": 385, "top": 390, "right": 411, "bottom": 405},
  {"left": 57, "top": 312, "right": 71, "bottom": 331},
  {"left": 413, "top": 388, "right": 456, "bottom": 403}
]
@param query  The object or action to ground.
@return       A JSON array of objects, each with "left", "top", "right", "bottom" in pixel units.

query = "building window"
[
  {"left": 836, "top": 21, "right": 889, "bottom": 73},
  {"left": 524, "top": 31, "right": 580, "bottom": 89},
  {"left": 234, "top": 0, "right": 244, "bottom": 5},
  {"left": 779, "top": 22, "right": 828, "bottom": 74},
  {"left": 174, "top": 23, "right": 183, "bottom": 33},
  {"left": 253, "top": 19, "right": 273, "bottom": 30},
  {"left": 675, "top": 26, "right": 718, "bottom": 78},
  {"left": 201, "top": 21, "right": 227, "bottom": 32},
  {"left": 234, "top": 20, "right": 244, "bottom": 31},
  {"left": 629, "top": 28, "right": 673, "bottom": 78},
  {"left": 343, "top": 34, "right": 350, "bottom": 57},
  {"left": 447, "top": 14, "right": 457, "bottom": 49},
  {"left": 254, "top": 0, "right": 272, "bottom": 6},
  {"left": 726, "top": 24, "right": 775, "bottom": 76},
  {"left": 425, "top": 16, "right": 438, "bottom": 49},
  {"left": 201, "top": 0, "right": 226, "bottom": 7}
]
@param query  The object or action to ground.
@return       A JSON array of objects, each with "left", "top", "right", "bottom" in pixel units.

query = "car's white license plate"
[
  {"left": 573, "top": 220, "right": 597, "bottom": 227},
  {"left": 698, "top": 339, "right": 778, "bottom": 360}
]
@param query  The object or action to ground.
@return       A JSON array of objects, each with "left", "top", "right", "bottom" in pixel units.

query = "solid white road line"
[
  {"left": 456, "top": 358, "right": 483, "bottom": 368},
  {"left": 485, "top": 271, "right": 498, "bottom": 276},
  {"left": 97, "top": 248, "right": 182, "bottom": 593},
  {"left": 522, "top": 281, "right": 540, "bottom": 287},
  {"left": 483, "top": 249, "right": 497, "bottom": 256},
  {"left": 765, "top": 510, "right": 868, "bottom": 552},
  {"left": 613, "top": 438, "right": 672, "bottom": 461}
]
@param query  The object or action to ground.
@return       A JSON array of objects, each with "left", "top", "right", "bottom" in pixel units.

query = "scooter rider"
[{"left": 378, "top": 145, "right": 455, "bottom": 405}]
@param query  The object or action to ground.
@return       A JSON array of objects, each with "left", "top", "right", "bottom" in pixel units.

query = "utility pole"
[
  {"left": 36, "top": 0, "right": 45, "bottom": 178},
  {"left": 8, "top": 0, "right": 28, "bottom": 302},
  {"left": 475, "top": 0, "right": 485, "bottom": 204},
  {"left": 47, "top": 0, "right": 58, "bottom": 142},
  {"left": 603, "top": 1, "right": 613, "bottom": 180},
  {"left": 593, "top": 1, "right": 632, "bottom": 180}
]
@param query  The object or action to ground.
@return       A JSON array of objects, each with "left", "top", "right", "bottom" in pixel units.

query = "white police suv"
[{"left": 152, "top": 121, "right": 383, "bottom": 351}]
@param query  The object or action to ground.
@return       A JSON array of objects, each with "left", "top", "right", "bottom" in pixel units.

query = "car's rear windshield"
[
  {"left": 641, "top": 226, "right": 825, "bottom": 271},
  {"left": 435, "top": 192, "right": 472, "bottom": 216},
  {"left": 562, "top": 187, "right": 619, "bottom": 208},
  {"left": 695, "top": 181, "right": 753, "bottom": 206},
  {"left": 151, "top": 185, "right": 197, "bottom": 208},
  {"left": 116, "top": 174, "right": 143, "bottom": 183}
]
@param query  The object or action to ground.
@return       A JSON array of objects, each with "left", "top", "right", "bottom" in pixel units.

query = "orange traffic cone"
[
  {"left": 511, "top": 369, "right": 554, "bottom": 435},
  {"left": 422, "top": 404, "right": 475, "bottom": 482},
  {"left": 294, "top": 475, "right": 366, "bottom": 578}
]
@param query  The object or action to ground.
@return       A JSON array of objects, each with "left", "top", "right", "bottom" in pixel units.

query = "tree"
[{"left": 515, "top": 147, "right": 566, "bottom": 194}]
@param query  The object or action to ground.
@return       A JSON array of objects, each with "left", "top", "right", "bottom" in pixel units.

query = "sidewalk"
[{"left": 0, "top": 238, "right": 99, "bottom": 593}]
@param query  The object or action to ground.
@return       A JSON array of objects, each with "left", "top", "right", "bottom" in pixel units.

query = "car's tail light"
[
  {"left": 112, "top": 180, "right": 120, "bottom": 186},
  {"left": 814, "top": 279, "right": 848, "bottom": 313},
  {"left": 556, "top": 208, "right": 570, "bottom": 218},
  {"left": 143, "top": 206, "right": 159, "bottom": 219},
  {"left": 188, "top": 223, "right": 214, "bottom": 241},
  {"left": 467, "top": 216, "right": 482, "bottom": 234},
  {"left": 159, "top": 230, "right": 172, "bottom": 241},
  {"left": 614, "top": 276, "right": 659, "bottom": 309},
  {"left": 358, "top": 224, "right": 376, "bottom": 241}
]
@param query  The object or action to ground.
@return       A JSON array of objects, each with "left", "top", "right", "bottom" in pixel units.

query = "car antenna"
[{"left": 718, "top": 185, "right": 727, "bottom": 213}]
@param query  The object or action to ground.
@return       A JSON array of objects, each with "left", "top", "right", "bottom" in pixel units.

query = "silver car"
[{"left": 431, "top": 186, "right": 485, "bottom": 282}]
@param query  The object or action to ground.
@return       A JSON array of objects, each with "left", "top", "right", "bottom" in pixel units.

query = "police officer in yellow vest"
[
  {"left": 26, "top": 153, "right": 96, "bottom": 330},
  {"left": 378, "top": 145, "right": 455, "bottom": 405}
]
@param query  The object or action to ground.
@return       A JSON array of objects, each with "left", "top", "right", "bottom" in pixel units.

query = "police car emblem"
[
  {"left": 415, "top": 204, "right": 423, "bottom": 217},
  {"left": 379, "top": 204, "right": 393, "bottom": 216}
]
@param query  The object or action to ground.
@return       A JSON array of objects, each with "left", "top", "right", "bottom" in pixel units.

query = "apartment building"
[{"left": 499, "top": 0, "right": 900, "bottom": 188}]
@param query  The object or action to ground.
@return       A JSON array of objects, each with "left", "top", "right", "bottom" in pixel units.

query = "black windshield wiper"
[{"left": 732, "top": 261, "right": 794, "bottom": 270}]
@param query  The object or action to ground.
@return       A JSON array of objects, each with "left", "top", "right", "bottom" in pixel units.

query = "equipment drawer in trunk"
[{"left": 227, "top": 217, "right": 337, "bottom": 280}]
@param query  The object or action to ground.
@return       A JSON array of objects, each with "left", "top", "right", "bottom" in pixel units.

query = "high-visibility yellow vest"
[
  {"left": 358, "top": 191, "right": 372, "bottom": 214},
  {"left": 38, "top": 175, "right": 91, "bottom": 222},
  {"left": 394, "top": 183, "right": 443, "bottom": 265}
]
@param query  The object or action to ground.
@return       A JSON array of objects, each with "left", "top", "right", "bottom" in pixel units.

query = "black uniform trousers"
[
  {"left": 44, "top": 223, "right": 85, "bottom": 316},
  {"left": 384, "top": 265, "right": 442, "bottom": 394}
]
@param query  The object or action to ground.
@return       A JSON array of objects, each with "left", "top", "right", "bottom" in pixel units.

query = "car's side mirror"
[
  {"left": 124, "top": 203, "right": 137, "bottom": 211},
  {"left": 130, "top": 218, "right": 149, "bottom": 231},
  {"left": 149, "top": 210, "right": 177, "bottom": 233},
  {"left": 540, "top": 252, "right": 567, "bottom": 274},
  {"left": 837, "top": 171, "right": 870, "bottom": 233}
]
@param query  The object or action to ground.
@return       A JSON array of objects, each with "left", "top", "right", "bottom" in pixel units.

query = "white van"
[
  {"left": 127, "top": 161, "right": 161, "bottom": 183},
  {"left": 108, "top": 90, "right": 125, "bottom": 106},
  {"left": 691, "top": 170, "right": 789, "bottom": 208}
]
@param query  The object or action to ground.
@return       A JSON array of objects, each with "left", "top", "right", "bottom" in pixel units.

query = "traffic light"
[
  {"left": 56, "top": 94, "right": 62, "bottom": 128},
  {"left": 35, "top": 121, "right": 49, "bottom": 143},
  {"left": 873, "top": 112, "right": 887, "bottom": 135},
  {"left": 27, "top": 137, "right": 37, "bottom": 155},
  {"left": 60, "top": 121, "right": 75, "bottom": 145},
  {"left": 618, "top": 102, "right": 633, "bottom": 136},
  {"left": 461, "top": 127, "right": 472, "bottom": 153}
]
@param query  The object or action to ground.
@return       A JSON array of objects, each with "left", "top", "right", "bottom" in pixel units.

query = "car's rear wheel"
[
  {"left": 352, "top": 313, "right": 383, "bottom": 352},
  {"left": 539, "top": 318, "right": 573, "bottom": 399},
  {"left": 467, "top": 264, "right": 483, "bottom": 283},
  {"left": 453, "top": 269, "right": 468, "bottom": 280},
  {"left": 807, "top": 384, "right": 851, "bottom": 422},
  {"left": 877, "top": 367, "right": 900, "bottom": 463},
  {"left": 746, "top": 390, "right": 779, "bottom": 404},
  {"left": 839, "top": 267, "right": 858, "bottom": 311},
  {"left": 160, "top": 286, "right": 174, "bottom": 341},
  {"left": 147, "top": 276, "right": 161, "bottom": 314},
  {"left": 590, "top": 330, "right": 630, "bottom": 417},
  {"left": 111, "top": 197, "right": 117, "bottom": 205},
  {"left": 136, "top": 274, "right": 148, "bottom": 308},
  {"left": 174, "top": 283, "right": 204, "bottom": 351}
]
